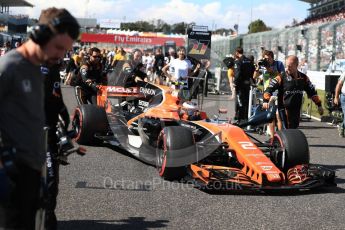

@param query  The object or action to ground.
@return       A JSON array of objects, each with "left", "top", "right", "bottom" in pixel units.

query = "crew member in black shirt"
[
  {"left": 122, "top": 49, "right": 148, "bottom": 87},
  {"left": 262, "top": 55, "right": 324, "bottom": 129},
  {"left": 0, "top": 7, "right": 79, "bottom": 229},
  {"left": 233, "top": 47, "right": 255, "bottom": 123},
  {"left": 153, "top": 47, "right": 165, "bottom": 84},
  {"left": 77, "top": 47, "right": 105, "bottom": 104}
]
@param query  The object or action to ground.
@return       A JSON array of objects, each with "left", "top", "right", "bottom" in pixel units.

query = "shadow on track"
[
  {"left": 59, "top": 217, "right": 169, "bottom": 230},
  {"left": 315, "top": 164, "right": 345, "bottom": 170},
  {"left": 200, "top": 185, "right": 345, "bottom": 196},
  {"left": 309, "top": 144, "right": 345, "bottom": 149},
  {"left": 299, "top": 125, "right": 336, "bottom": 130}
]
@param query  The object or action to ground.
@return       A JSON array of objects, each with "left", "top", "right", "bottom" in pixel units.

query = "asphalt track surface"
[{"left": 58, "top": 85, "right": 345, "bottom": 230}]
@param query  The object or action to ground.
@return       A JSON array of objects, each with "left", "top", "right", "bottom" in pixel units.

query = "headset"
[{"left": 30, "top": 17, "right": 79, "bottom": 46}]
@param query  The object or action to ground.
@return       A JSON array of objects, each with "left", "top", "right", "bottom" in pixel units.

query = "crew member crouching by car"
[
  {"left": 76, "top": 47, "right": 105, "bottom": 105},
  {"left": 262, "top": 55, "right": 324, "bottom": 129},
  {"left": 122, "top": 49, "right": 148, "bottom": 87}
]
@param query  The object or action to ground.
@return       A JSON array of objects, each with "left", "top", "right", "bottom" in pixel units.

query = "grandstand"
[
  {"left": 299, "top": 0, "right": 345, "bottom": 25},
  {"left": 300, "top": 0, "right": 345, "bottom": 17},
  {"left": 210, "top": 0, "right": 345, "bottom": 73},
  {"left": 0, "top": 0, "right": 33, "bottom": 46},
  {"left": 0, "top": 0, "right": 32, "bottom": 16}
]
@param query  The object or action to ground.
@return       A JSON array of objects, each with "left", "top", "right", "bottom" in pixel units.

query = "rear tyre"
[
  {"left": 272, "top": 129, "right": 310, "bottom": 171},
  {"left": 156, "top": 126, "right": 195, "bottom": 181},
  {"left": 72, "top": 104, "right": 109, "bottom": 145}
]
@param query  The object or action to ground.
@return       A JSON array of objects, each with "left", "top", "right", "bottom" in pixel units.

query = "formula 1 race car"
[{"left": 71, "top": 69, "right": 336, "bottom": 191}]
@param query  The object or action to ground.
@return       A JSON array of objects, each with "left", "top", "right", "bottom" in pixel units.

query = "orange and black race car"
[{"left": 72, "top": 70, "right": 335, "bottom": 191}]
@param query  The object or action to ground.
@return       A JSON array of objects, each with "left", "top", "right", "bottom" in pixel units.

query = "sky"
[{"left": 11, "top": 0, "right": 311, "bottom": 34}]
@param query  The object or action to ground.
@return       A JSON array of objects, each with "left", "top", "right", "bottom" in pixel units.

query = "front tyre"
[
  {"left": 72, "top": 104, "right": 109, "bottom": 145},
  {"left": 272, "top": 129, "right": 310, "bottom": 171},
  {"left": 156, "top": 126, "right": 195, "bottom": 181}
]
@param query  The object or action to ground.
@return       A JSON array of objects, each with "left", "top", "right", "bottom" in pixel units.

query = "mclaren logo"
[{"left": 107, "top": 86, "right": 138, "bottom": 94}]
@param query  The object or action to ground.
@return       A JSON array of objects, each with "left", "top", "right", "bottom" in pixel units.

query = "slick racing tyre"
[
  {"left": 272, "top": 129, "right": 310, "bottom": 171},
  {"left": 156, "top": 126, "right": 195, "bottom": 181},
  {"left": 73, "top": 104, "right": 109, "bottom": 145}
]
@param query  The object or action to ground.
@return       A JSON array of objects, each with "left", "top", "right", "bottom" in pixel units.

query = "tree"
[
  {"left": 171, "top": 22, "right": 187, "bottom": 34},
  {"left": 248, "top": 19, "right": 271, "bottom": 34},
  {"left": 214, "top": 28, "right": 235, "bottom": 36},
  {"left": 137, "top": 21, "right": 155, "bottom": 32},
  {"left": 119, "top": 20, "right": 234, "bottom": 35},
  {"left": 120, "top": 21, "right": 155, "bottom": 32},
  {"left": 160, "top": 23, "right": 171, "bottom": 34}
]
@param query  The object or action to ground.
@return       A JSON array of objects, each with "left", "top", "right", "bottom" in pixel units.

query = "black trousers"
[
  {"left": 235, "top": 86, "right": 250, "bottom": 122},
  {"left": 285, "top": 108, "right": 301, "bottom": 129},
  {"left": 45, "top": 153, "right": 59, "bottom": 230},
  {"left": 45, "top": 131, "right": 60, "bottom": 230},
  {"left": 0, "top": 162, "right": 41, "bottom": 230}
]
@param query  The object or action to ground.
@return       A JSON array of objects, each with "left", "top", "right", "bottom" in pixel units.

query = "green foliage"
[
  {"left": 121, "top": 21, "right": 155, "bottom": 32},
  {"left": 171, "top": 22, "right": 188, "bottom": 34},
  {"left": 121, "top": 20, "right": 189, "bottom": 34},
  {"left": 301, "top": 89, "right": 329, "bottom": 118},
  {"left": 248, "top": 19, "right": 271, "bottom": 34},
  {"left": 119, "top": 20, "right": 232, "bottom": 35},
  {"left": 160, "top": 23, "right": 171, "bottom": 34}
]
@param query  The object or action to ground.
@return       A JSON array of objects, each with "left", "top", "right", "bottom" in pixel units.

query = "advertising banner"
[
  {"left": 80, "top": 33, "right": 185, "bottom": 46},
  {"left": 187, "top": 26, "right": 211, "bottom": 60}
]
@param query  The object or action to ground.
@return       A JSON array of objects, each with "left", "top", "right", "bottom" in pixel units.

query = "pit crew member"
[
  {"left": 77, "top": 47, "right": 104, "bottom": 104},
  {"left": 234, "top": 47, "right": 255, "bottom": 123},
  {"left": 262, "top": 55, "right": 324, "bottom": 129},
  {"left": 122, "top": 49, "right": 148, "bottom": 87},
  {"left": 0, "top": 7, "right": 79, "bottom": 229}
]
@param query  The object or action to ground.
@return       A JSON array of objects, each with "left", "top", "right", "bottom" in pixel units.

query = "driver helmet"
[
  {"left": 182, "top": 101, "right": 197, "bottom": 110},
  {"left": 182, "top": 101, "right": 198, "bottom": 116}
]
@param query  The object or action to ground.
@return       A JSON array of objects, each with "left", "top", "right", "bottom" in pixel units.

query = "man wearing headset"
[{"left": 0, "top": 7, "right": 79, "bottom": 229}]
